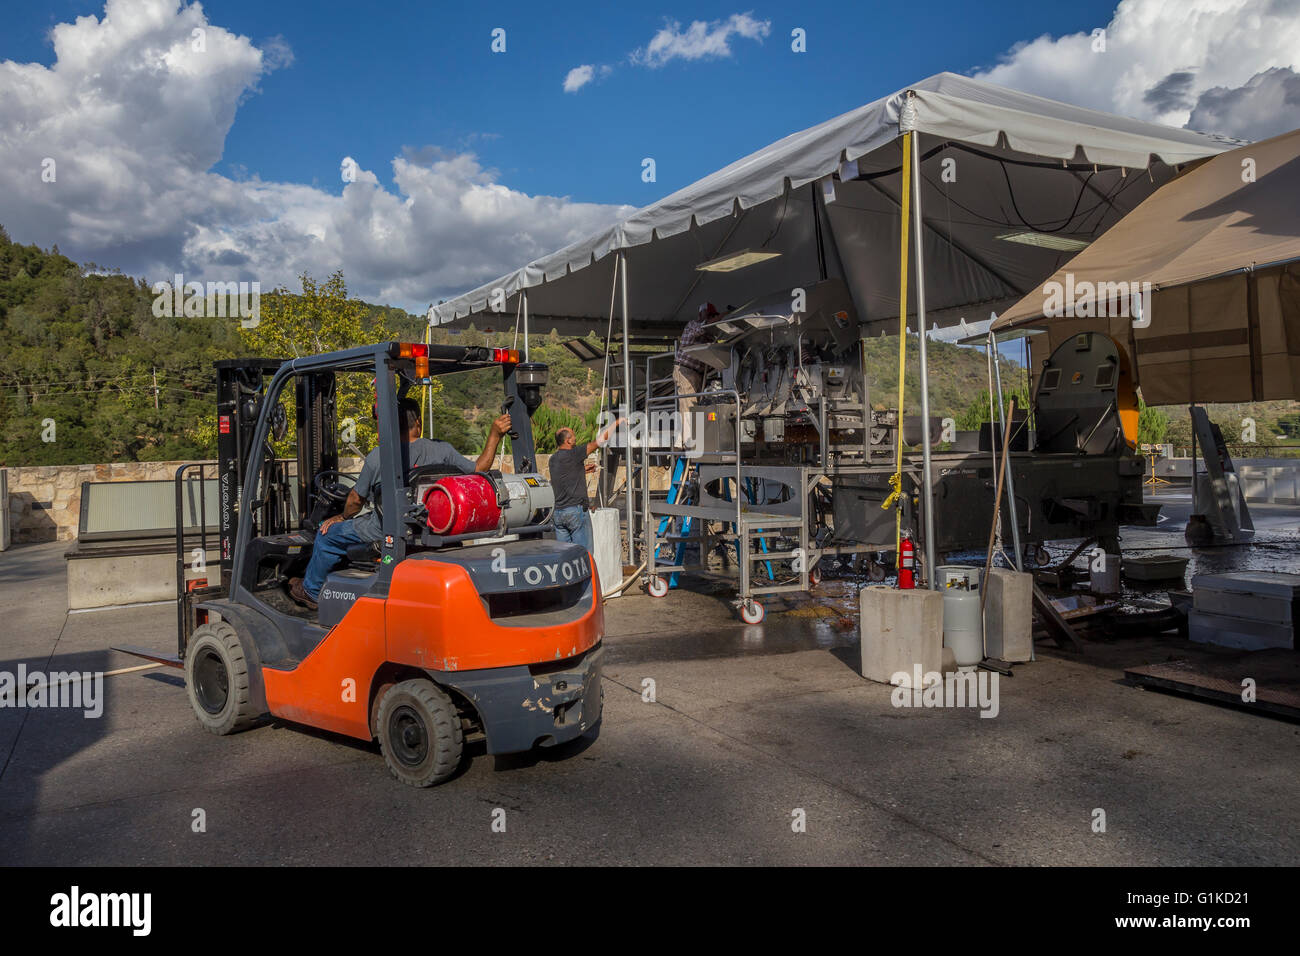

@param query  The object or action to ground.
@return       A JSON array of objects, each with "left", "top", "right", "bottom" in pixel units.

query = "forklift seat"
[{"left": 245, "top": 532, "right": 314, "bottom": 583}]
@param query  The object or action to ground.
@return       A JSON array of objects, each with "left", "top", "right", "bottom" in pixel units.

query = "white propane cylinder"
[{"left": 937, "top": 565, "right": 984, "bottom": 671}]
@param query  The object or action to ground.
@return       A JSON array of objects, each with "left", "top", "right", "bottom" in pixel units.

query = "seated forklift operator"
[{"left": 290, "top": 399, "right": 512, "bottom": 610}]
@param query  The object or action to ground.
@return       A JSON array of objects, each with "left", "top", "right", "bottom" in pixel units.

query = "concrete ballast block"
[
  {"left": 984, "top": 568, "right": 1034, "bottom": 662},
  {"left": 859, "top": 587, "right": 944, "bottom": 686}
]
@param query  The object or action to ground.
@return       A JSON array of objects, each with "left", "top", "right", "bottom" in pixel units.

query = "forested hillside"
[{"left": 3, "top": 227, "right": 1294, "bottom": 466}]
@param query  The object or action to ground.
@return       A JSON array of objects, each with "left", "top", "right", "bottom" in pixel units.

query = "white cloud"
[
  {"left": 563, "top": 63, "right": 614, "bottom": 93},
  {"left": 0, "top": 0, "right": 632, "bottom": 309},
  {"left": 1188, "top": 66, "right": 1300, "bottom": 141},
  {"left": 564, "top": 64, "right": 595, "bottom": 93},
  {"left": 633, "top": 13, "right": 772, "bottom": 68},
  {"left": 563, "top": 14, "right": 771, "bottom": 93},
  {"left": 973, "top": 0, "right": 1300, "bottom": 140}
]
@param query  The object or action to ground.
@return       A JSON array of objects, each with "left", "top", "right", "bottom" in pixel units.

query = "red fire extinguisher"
[{"left": 898, "top": 530, "right": 916, "bottom": 589}]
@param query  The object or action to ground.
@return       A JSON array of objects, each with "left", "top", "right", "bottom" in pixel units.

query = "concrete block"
[
  {"left": 66, "top": 546, "right": 219, "bottom": 610},
  {"left": 984, "top": 568, "right": 1033, "bottom": 662},
  {"left": 859, "top": 586, "right": 944, "bottom": 686}
]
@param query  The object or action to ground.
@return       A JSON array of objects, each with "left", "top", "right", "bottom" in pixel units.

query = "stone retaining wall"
[{"left": 4, "top": 460, "right": 192, "bottom": 544}]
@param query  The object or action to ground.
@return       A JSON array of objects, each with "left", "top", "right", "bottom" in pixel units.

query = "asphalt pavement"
[{"left": 1, "top": 528, "right": 1297, "bottom": 866}]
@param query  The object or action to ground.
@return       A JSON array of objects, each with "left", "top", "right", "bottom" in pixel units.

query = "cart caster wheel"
[
  {"left": 1034, "top": 546, "right": 1051, "bottom": 567},
  {"left": 739, "top": 601, "right": 765, "bottom": 625},
  {"left": 809, "top": 565, "right": 822, "bottom": 587},
  {"left": 869, "top": 561, "right": 887, "bottom": 583},
  {"left": 647, "top": 576, "right": 669, "bottom": 598}
]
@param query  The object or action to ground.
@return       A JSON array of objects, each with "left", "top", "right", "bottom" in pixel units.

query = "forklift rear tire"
[
  {"left": 185, "top": 622, "right": 260, "bottom": 736},
  {"left": 377, "top": 679, "right": 464, "bottom": 788}
]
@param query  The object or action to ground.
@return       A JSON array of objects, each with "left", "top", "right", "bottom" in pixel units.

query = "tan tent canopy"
[{"left": 992, "top": 128, "right": 1300, "bottom": 404}]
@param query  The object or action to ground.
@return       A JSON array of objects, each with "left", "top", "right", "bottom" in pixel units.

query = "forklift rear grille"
[{"left": 483, "top": 580, "right": 590, "bottom": 627}]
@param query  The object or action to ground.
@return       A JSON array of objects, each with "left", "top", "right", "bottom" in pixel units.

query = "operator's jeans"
[
  {"left": 303, "top": 519, "right": 366, "bottom": 599},
  {"left": 553, "top": 506, "right": 592, "bottom": 553}
]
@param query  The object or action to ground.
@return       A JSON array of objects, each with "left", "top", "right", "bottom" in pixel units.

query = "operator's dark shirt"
[
  {"left": 549, "top": 447, "right": 590, "bottom": 511},
  {"left": 351, "top": 438, "right": 474, "bottom": 541}
]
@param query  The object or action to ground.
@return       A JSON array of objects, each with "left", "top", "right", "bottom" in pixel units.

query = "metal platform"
[{"left": 1126, "top": 656, "right": 1300, "bottom": 720}]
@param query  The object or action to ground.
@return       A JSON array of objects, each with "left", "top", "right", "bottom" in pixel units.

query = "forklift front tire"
[
  {"left": 185, "top": 622, "right": 260, "bottom": 736},
  {"left": 377, "top": 679, "right": 464, "bottom": 788}
]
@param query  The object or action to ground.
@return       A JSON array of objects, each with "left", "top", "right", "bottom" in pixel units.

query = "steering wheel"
[{"left": 313, "top": 469, "right": 354, "bottom": 505}]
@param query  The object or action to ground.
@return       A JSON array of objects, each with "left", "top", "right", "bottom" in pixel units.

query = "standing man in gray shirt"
[
  {"left": 548, "top": 418, "right": 621, "bottom": 553},
  {"left": 291, "top": 398, "right": 511, "bottom": 609}
]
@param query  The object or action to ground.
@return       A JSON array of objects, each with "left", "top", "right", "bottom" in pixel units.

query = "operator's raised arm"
[{"left": 475, "top": 413, "right": 513, "bottom": 472}]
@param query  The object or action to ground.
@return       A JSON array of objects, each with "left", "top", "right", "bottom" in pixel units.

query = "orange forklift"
[{"left": 119, "top": 342, "right": 603, "bottom": 786}]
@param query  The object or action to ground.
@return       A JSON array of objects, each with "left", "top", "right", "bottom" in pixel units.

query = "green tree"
[
  {"left": 1137, "top": 397, "right": 1168, "bottom": 445},
  {"left": 954, "top": 386, "right": 1031, "bottom": 432},
  {"left": 231, "top": 271, "right": 440, "bottom": 456}
]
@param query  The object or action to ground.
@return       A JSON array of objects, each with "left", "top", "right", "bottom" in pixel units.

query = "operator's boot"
[{"left": 288, "top": 578, "right": 318, "bottom": 611}]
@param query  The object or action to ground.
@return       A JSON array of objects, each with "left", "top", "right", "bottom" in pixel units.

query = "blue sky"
[
  {"left": 2, "top": 1, "right": 1298, "bottom": 309},
  {"left": 5, "top": 1, "right": 1118, "bottom": 204}
]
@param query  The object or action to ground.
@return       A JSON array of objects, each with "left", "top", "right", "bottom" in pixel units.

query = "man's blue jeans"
[
  {"left": 303, "top": 519, "right": 367, "bottom": 599},
  {"left": 553, "top": 506, "right": 592, "bottom": 552}
]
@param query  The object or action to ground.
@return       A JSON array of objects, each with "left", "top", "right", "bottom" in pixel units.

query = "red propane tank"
[
  {"left": 898, "top": 531, "right": 916, "bottom": 589},
  {"left": 423, "top": 474, "right": 501, "bottom": 536}
]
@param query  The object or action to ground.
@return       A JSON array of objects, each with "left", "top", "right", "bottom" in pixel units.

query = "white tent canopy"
[{"left": 429, "top": 72, "right": 1239, "bottom": 337}]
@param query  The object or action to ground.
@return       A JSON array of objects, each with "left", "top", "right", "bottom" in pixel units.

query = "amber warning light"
[{"left": 397, "top": 342, "right": 430, "bottom": 378}]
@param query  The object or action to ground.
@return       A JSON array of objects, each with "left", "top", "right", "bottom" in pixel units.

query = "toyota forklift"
[{"left": 120, "top": 342, "right": 603, "bottom": 787}]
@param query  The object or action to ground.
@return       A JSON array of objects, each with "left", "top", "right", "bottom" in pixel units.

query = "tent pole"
[
  {"left": 522, "top": 291, "right": 529, "bottom": 362},
  {"left": 424, "top": 320, "right": 433, "bottom": 439},
  {"left": 989, "top": 326, "right": 1024, "bottom": 570},
  {"left": 620, "top": 252, "right": 634, "bottom": 566},
  {"left": 909, "top": 129, "right": 937, "bottom": 589}
]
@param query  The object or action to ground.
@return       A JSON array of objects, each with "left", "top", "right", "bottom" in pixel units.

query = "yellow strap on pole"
[
  {"left": 424, "top": 321, "right": 432, "bottom": 438},
  {"left": 881, "top": 132, "right": 912, "bottom": 558}
]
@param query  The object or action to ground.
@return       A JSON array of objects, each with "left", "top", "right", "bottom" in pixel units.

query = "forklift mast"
[
  {"left": 214, "top": 359, "right": 285, "bottom": 587},
  {"left": 295, "top": 371, "right": 339, "bottom": 525}
]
